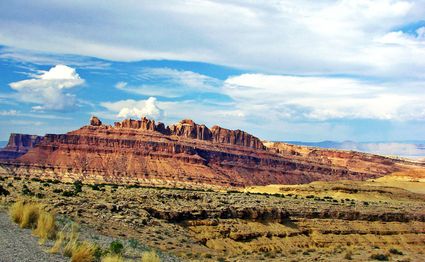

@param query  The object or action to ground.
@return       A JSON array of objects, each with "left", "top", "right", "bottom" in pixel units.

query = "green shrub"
[
  {"left": 73, "top": 180, "right": 83, "bottom": 193},
  {"left": 389, "top": 248, "right": 403, "bottom": 255},
  {"left": 0, "top": 185, "right": 10, "bottom": 196},
  {"left": 128, "top": 238, "right": 139, "bottom": 249},
  {"left": 22, "top": 185, "right": 34, "bottom": 196},
  {"left": 35, "top": 193, "right": 45, "bottom": 199},
  {"left": 109, "top": 240, "right": 124, "bottom": 254},
  {"left": 370, "top": 254, "right": 389, "bottom": 261},
  {"left": 62, "top": 191, "right": 76, "bottom": 197}
]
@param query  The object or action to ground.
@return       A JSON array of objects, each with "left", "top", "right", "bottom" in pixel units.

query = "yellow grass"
[
  {"left": 33, "top": 210, "right": 56, "bottom": 244},
  {"left": 20, "top": 204, "right": 41, "bottom": 228},
  {"left": 50, "top": 231, "right": 65, "bottom": 254},
  {"left": 9, "top": 201, "right": 25, "bottom": 224},
  {"left": 141, "top": 250, "right": 160, "bottom": 262},
  {"left": 70, "top": 241, "right": 97, "bottom": 262},
  {"left": 102, "top": 254, "right": 125, "bottom": 262},
  {"left": 9, "top": 201, "right": 42, "bottom": 229}
]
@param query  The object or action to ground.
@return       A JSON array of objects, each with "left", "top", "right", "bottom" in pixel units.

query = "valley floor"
[{"left": 1, "top": 174, "right": 424, "bottom": 261}]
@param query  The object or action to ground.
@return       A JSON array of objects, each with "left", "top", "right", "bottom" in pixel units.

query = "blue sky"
[{"left": 1, "top": 0, "right": 425, "bottom": 143}]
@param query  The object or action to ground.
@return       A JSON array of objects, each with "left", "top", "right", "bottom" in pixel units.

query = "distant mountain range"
[{"left": 284, "top": 140, "right": 425, "bottom": 160}]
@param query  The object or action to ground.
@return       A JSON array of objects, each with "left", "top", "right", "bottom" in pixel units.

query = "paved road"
[{"left": 0, "top": 211, "right": 66, "bottom": 262}]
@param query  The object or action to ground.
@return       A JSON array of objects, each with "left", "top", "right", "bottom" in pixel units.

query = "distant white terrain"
[{"left": 285, "top": 141, "right": 425, "bottom": 160}]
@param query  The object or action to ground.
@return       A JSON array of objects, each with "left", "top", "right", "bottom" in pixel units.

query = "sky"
[{"left": 1, "top": 0, "right": 425, "bottom": 144}]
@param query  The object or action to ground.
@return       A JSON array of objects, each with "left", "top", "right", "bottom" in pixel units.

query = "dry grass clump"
[
  {"left": 141, "top": 250, "right": 160, "bottom": 262},
  {"left": 9, "top": 201, "right": 41, "bottom": 228},
  {"left": 9, "top": 200, "right": 57, "bottom": 243},
  {"left": 102, "top": 254, "right": 125, "bottom": 262},
  {"left": 33, "top": 210, "right": 57, "bottom": 243},
  {"left": 70, "top": 241, "right": 97, "bottom": 262},
  {"left": 50, "top": 231, "right": 65, "bottom": 254},
  {"left": 63, "top": 224, "right": 80, "bottom": 257}
]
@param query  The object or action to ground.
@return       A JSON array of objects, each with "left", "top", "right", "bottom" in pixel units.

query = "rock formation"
[
  {"left": 1, "top": 116, "right": 423, "bottom": 187},
  {"left": 0, "top": 134, "right": 43, "bottom": 160},
  {"left": 90, "top": 116, "right": 102, "bottom": 126}
]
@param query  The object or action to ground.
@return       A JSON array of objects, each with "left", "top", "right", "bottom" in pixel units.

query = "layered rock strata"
[
  {"left": 0, "top": 134, "right": 43, "bottom": 160},
  {"left": 2, "top": 116, "right": 420, "bottom": 187}
]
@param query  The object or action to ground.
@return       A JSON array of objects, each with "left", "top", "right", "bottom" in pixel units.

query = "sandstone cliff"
[
  {"left": 2, "top": 116, "right": 423, "bottom": 187},
  {"left": 0, "top": 133, "right": 43, "bottom": 160}
]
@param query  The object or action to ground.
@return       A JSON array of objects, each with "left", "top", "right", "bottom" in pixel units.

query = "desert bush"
[
  {"left": 62, "top": 190, "right": 77, "bottom": 197},
  {"left": 389, "top": 248, "right": 403, "bottom": 255},
  {"left": 21, "top": 184, "right": 34, "bottom": 196},
  {"left": 102, "top": 254, "right": 125, "bottom": 262},
  {"left": 71, "top": 241, "right": 97, "bottom": 262},
  {"left": 33, "top": 209, "right": 57, "bottom": 243},
  {"left": 73, "top": 180, "right": 83, "bottom": 193},
  {"left": 35, "top": 193, "right": 45, "bottom": 199},
  {"left": 370, "top": 253, "right": 389, "bottom": 261},
  {"left": 129, "top": 238, "right": 139, "bottom": 249},
  {"left": 109, "top": 240, "right": 124, "bottom": 254},
  {"left": 0, "top": 185, "right": 10, "bottom": 196},
  {"left": 53, "top": 188, "right": 63, "bottom": 193},
  {"left": 141, "top": 250, "right": 160, "bottom": 262}
]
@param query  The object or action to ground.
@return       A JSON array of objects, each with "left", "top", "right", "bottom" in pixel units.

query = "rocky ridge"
[
  {"left": 0, "top": 133, "right": 42, "bottom": 160},
  {"left": 1, "top": 116, "right": 423, "bottom": 187}
]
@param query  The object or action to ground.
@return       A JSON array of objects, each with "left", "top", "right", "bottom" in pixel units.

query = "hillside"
[{"left": 1, "top": 116, "right": 424, "bottom": 187}]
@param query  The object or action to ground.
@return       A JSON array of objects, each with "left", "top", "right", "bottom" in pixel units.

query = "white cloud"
[
  {"left": 102, "top": 97, "right": 163, "bottom": 119},
  {"left": 0, "top": 110, "right": 18, "bottom": 116},
  {"left": 8, "top": 64, "right": 84, "bottom": 111},
  {"left": 1, "top": 1, "right": 424, "bottom": 78},
  {"left": 115, "top": 68, "right": 220, "bottom": 97},
  {"left": 223, "top": 73, "right": 425, "bottom": 121}
]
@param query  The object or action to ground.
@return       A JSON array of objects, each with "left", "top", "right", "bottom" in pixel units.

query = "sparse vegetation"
[
  {"left": 0, "top": 184, "right": 10, "bottom": 196},
  {"left": 21, "top": 184, "right": 34, "bottom": 196},
  {"left": 109, "top": 240, "right": 124, "bottom": 254},
  {"left": 102, "top": 254, "right": 124, "bottom": 262},
  {"left": 344, "top": 250, "right": 353, "bottom": 260},
  {"left": 70, "top": 241, "right": 97, "bottom": 262},
  {"left": 141, "top": 250, "right": 160, "bottom": 262},
  {"left": 9, "top": 201, "right": 57, "bottom": 244},
  {"left": 33, "top": 209, "right": 57, "bottom": 243},
  {"left": 50, "top": 231, "right": 65, "bottom": 254},
  {"left": 370, "top": 253, "right": 389, "bottom": 261},
  {"left": 389, "top": 248, "right": 403, "bottom": 255},
  {"left": 9, "top": 201, "right": 40, "bottom": 228}
]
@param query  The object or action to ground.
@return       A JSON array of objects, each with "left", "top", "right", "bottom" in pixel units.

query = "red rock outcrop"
[
  {"left": 2, "top": 116, "right": 423, "bottom": 187},
  {"left": 0, "top": 133, "right": 43, "bottom": 160}
]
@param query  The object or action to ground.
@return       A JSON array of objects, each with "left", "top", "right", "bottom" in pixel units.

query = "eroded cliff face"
[
  {"left": 2, "top": 116, "right": 420, "bottom": 187},
  {"left": 263, "top": 141, "right": 409, "bottom": 175},
  {"left": 0, "top": 134, "right": 43, "bottom": 160}
]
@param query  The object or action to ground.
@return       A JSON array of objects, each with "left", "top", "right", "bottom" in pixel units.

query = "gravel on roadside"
[{"left": 0, "top": 211, "right": 67, "bottom": 262}]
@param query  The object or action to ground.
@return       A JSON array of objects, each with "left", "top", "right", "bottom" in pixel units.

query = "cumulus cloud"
[
  {"left": 8, "top": 64, "right": 84, "bottom": 111},
  {"left": 101, "top": 97, "right": 163, "bottom": 119},
  {"left": 223, "top": 74, "right": 425, "bottom": 121}
]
